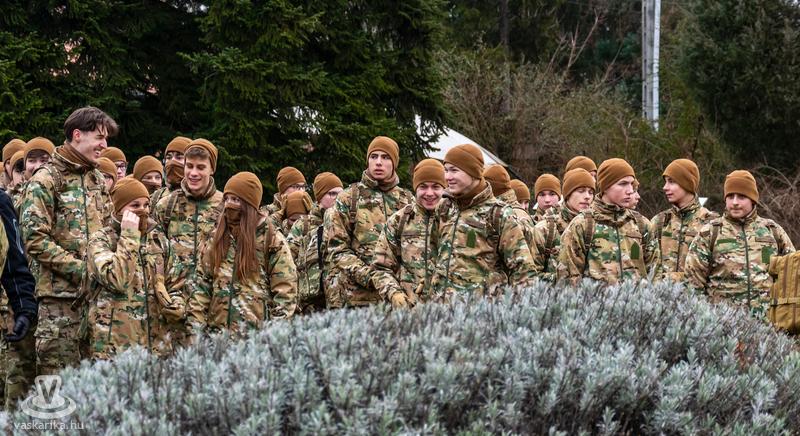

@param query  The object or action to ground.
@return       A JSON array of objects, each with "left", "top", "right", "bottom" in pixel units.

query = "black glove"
[{"left": 6, "top": 314, "right": 31, "bottom": 342}]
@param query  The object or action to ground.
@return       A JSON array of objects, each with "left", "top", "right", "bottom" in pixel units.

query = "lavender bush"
[{"left": 5, "top": 279, "right": 800, "bottom": 434}]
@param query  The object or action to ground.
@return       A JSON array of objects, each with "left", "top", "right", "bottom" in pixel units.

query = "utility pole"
[{"left": 642, "top": 0, "right": 661, "bottom": 131}]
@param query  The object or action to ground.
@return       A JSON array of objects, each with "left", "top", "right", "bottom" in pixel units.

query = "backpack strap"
[
  {"left": 35, "top": 164, "right": 64, "bottom": 210},
  {"left": 163, "top": 190, "right": 182, "bottom": 238},
  {"left": 542, "top": 214, "right": 559, "bottom": 273},
  {"left": 708, "top": 218, "right": 723, "bottom": 263},
  {"left": 316, "top": 224, "right": 325, "bottom": 294},
  {"left": 348, "top": 182, "right": 360, "bottom": 232},
  {"left": 765, "top": 221, "right": 787, "bottom": 255},
  {"left": 394, "top": 205, "right": 413, "bottom": 245},
  {"left": 582, "top": 212, "right": 596, "bottom": 275}
]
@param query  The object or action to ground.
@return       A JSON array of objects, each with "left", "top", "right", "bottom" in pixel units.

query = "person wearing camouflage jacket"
[
  {"left": 651, "top": 159, "right": 718, "bottom": 281},
  {"left": 484, "top": 165, "right": 536, "bottom": 257},
  {"left": 150, "top": 136, "right": 191, "bottom": 210},
  {"left": 154, "top": 138, "right": 223, "bottom": 345},
  {"left": 429, "top": 144, "right": 537, "bottom": 301},
  {"left": 88, "top": 178, "right": 184, "bottom": 359},
  {"left": 188, "top": 172, "right": 297, "bottom": 337},
  {"left": 534, "top": 168, "right": 595, "bottom": 282},
  {"left": 262, "top": 166, "right": 307, "bottom": 231},
  {"left": 285, "top": 172, "right": 343, "bottom": 313},
  {"left": 20, "top": 107, "right": 117, "bottom": 375},
  {"left": 323, "top": 136, "right": 414, "bottom": 308},
  {"left": 685, "top": 170, "right": 795, "bottom": 320},
  {"left": 371, "top": 159, "right": 445, "bottom": 308},
  {"left": 532, "top": 174, "right": 561, "bottom": 224},
  {"left": 557, "top": 159, "right": 658, "bottom": 286}
]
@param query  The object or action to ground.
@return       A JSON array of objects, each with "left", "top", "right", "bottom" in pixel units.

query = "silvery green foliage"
[{"left": 5, "top": 280, "right": 800, "bottom": 434}]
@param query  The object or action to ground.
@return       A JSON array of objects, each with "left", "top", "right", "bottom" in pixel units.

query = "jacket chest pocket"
[
  {"left": 623, "top": 232, "right": 643, "bottom": 261},
  {"left": 754, "top": 236, "right": 777, "bottom": 264},
  {"left": 459, "top": 217, "right": 493, "bottom": 256},
  {"left": 55, "top": 187, "right": 85, "bottom": 235}
]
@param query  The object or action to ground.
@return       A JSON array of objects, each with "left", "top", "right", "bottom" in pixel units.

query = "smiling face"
[
  {"left": 444, "top": 163, "right": 479, "bottom": 196},
  {"left": 184, "top": 156, "right": 213, "bottom": 195},
  {"left": 726, "top": 193, "right": 754, "bottom": 219},
  {"left": 416, "top": 182, "right": 444, "bottom": 210},
  {"left": 71, "top": 125, "right": 109, "bottom": 164},
  {"left": 367, "top": 151, "right": 394, "bottom": 182}
]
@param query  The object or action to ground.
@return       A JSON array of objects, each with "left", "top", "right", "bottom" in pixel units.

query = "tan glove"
[
  {"left": 390, "top": 292, "right": 409, "bottom": 309},
  {"left": 155, "top": 279, "right": 185, "bottom": 322}
]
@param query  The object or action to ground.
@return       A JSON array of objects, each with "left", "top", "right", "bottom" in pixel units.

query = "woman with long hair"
[{"left": 188, "top": 172, "right": 298, "bottom": 337}]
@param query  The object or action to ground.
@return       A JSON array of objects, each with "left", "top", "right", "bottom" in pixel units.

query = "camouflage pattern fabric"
[
  {"left": 497, "top": 190, "right": 536, "bottom": 258},
  {"left": 533, "top": 205, "right": 577, "bottom": 282},
  {"left": 154, "top": 179, "right": 223, "bottom": 344},
  {"left": 651, "top": 198, "right": 718, "bottom": 281},
  {"left": 371, "top": 202, "right": 437, "bottom": 304},
  {"left": 19, "top": 149, "right": 112, "bottom": 373},
  {"left": 685, "top": 209, "right": 795, "bottom": 320},
  {"left": 150, "top": 185, "right": 177, "bottom": 212},
  {"left": 188, "top": 219, "right": 298, "bottom": 337},
  {"left": 429, "top": 183, "right": 537, "bottom": 302},
  {"left": 323, "top": 171, "right": 414, "bottom": 308},
  {"left": 532, "top": 207, "right": 547, "bottom": 225},
  {"left": 557, "top": 197, "right": 658, "bottom": 286},
  {"left": 285, "top": 205, "right": 326, "bottom": 313},
  {"left": 3, "top": 318, "right": 36, "bottom": 411},
  {"left": 88, "top": 220, "right": 182, "bottom": 359}
]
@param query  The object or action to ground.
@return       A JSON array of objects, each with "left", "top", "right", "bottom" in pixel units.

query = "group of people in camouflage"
[{"left": 0, "top": 106, "right": 793, "bottom": 410}]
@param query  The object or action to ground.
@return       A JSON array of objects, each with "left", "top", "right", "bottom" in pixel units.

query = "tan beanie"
[
  {"left": 10, "top": 150, "right": 24, "bottom": 169},
  {"left": 562, "top": 168, "right": 595, "bottom": 199},
  {"left": 413, "top": 159, "right": 446, "bottom": 190},
  {"left": 101, "top": 147, "right": 127, "bottom": 163},
  {"left": 366, "top": 136, "right": 400, "bottom": 171},
  {"left": 597, "top": 158, "right": 635, "bottom": 193},
  {"left": 97, "top": 157, "right": 118, "bottom": 182},
  {"left": 277, "top": 167, "right": 306, "bottom": 194},
  {"left": 724, "top": 170, "right": 759, "bottom": 202},
  {"left": 313, "top": 172, "right": 343, "bottom": 202},
  {"left": 24, "top": 137, "right": 56, "bottom": 159},
  {"left": 165, "top": 136, "right": 191, "bottom": 155},
  {"left": 565, "top": 156, "right": 597, "bottom": 174},
  {"left": 185, "top": 138, "right": 218, "bottom": 171},
  {"left": 284, "top": 191, "right": 314, "bottom": 217},
  {"left": 509, "top": 179, "right": 530, "bottom": 202},
  {"left": 3, "top": 139, "right": 25, "bottom": 162},
  {"left": 224, "top": 171, "right": 263, "bottom": 209},
  {"left": 483, "top": 165, "right": 511, "bottom": 195},
  {"left": 663, "top": 158, "right": 700, "bottom": 194},
  {"left": 444, "top": 144, "right": 484, "bottom": 180},
  {"left": 111, "top": 177, "right": 150, "bottom": 214},
  {"left": 534, "top": 174, "right": 562, "bottom": 198},
  {"left": 133, "top": 156, "right": 163, "bottom": 181}
]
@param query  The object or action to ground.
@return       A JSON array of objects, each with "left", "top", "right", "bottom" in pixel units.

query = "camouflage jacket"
[
  {"left": 323, "top": 171, "right": 414, "bottom": 306},
  {"left": 371, "top": 201, "right": 438, "bottom": 303},
  {"left": 285, "top": 204, "right": 326, "bottom": 311},
  {"left": 188, "top": 219, "right": 298, "bottom": 336},
  {"left": 150, "top": 184, "right": 178, "bottom": 212},
  {"left": 429, "top": 183, "right": 537, "bottom": 301},
  {"left": 532, "top": 207, "right": 548, "bottom": 225},
  {"left": 261, "top": 193, "right": 285, "bottom": 233},
  {"left": 534, "top": 205, "right": 577, "bottom": 282},
  {"left": 651, "top": 199, "right": 718, "bottom": 281},
  {"left": 155, "top": 179, "right": 223, "bottom": 295},
  {"left": 8, "top": 181, "right": 24, "bottom": 215},
  {"left": 20, "top": 149, "right": 112, "bottom": 299},
  {"left": 557, "top": 198, "right": 658, "bottom": 286},
  {"left": 497, "top": 190, "right": 536, "bottom": 256},
  {"left": 87, "top": 221, "right": 182, "bottom": 358},
  {"left": 684, "top": 209, "right": 795, "bottom": 320}
]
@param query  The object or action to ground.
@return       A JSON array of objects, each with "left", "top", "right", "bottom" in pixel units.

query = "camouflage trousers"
[
  {"left": 35, "top": 297, "right": 85, "bottom": 376},
  {"left": 3, "top": 314, "right": 37, "bottom": 411},
  {"left": 323, "top": 267, "right": 382, "bottom": 308}
]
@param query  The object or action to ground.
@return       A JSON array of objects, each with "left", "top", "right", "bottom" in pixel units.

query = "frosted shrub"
[{"left": 7, "top": 280, "right": 800, "bottom": 434}]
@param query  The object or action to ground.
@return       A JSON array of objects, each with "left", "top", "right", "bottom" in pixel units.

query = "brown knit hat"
[
  {"left": 224, "top": 171, "right": 263, "bottom": 209},
  {"left": 101, "top": 147, "right": 126, "bottom": 163},
  {"left": 10, "top": 150, "right": 24, "bottom": 170},
  {"left": 185, "top": 138, "right": 218, "bottom": 171},
  {"left": 366, "top": 136, "right": 400, "bottom": 171},
  {"left": 111, "top": 177, "right": 150, "bottom": 214},
  {"left": 312, "top": 172, "right": 343, "bottom": 202},
  {"left": 444, "top": 144, "right": 484, "bottom": 180},
  {"left": 133, "top": 156, "right": 163, "bottom": 181},
  {"left": 534, "top": 174, "right": 562, "bottom": 198},
  {"left": 165, "top": 136, "right": 191, "bottom": 155},
  {"left": 483, "top": 165, "right": 511, "bottom": 195},
  {"left": 597, "top": 158, "right": 635, "bottom": 193},
  {"left": 97, "top": 157, "right": 118, "bottom": 182},
  {"left": 3, "top": 139, "right": 25, "bottom": 163},
  {"left": 276, "top": 167, "right": 306, "bottom": 194},
  {"left": 509, "top": 180, "right": 530, "bottom": 202},
  {"left": 413, "top": 159, "right": 446, "bottom": 190},
  {"left": 24, "top": 137, "right": 55, "bottom": 159},
  {"left": 724, "top": 170, "right": 759, "bottom": 202},
  {"left": 562, "top": 168, "right": 595, "bottom": 199},
  {"left": 565, "top": 156, "right": 597, "bottom": 174},
  {"left": 284, "top": 191, "right": 314, "bottom": 217},
  {"left": 663, "top": 158, "right": 700, "bottom": 194}
]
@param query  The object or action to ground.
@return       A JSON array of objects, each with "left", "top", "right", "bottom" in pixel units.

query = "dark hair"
[
  {"left": 64, "top": 106, "right": 119, "bottom": 141},
  {"left": 13, "top": 158, "right": 24, "bottom": 173},
  {"left": 184, "top": 147, "right": 210, "bottom": 161}
]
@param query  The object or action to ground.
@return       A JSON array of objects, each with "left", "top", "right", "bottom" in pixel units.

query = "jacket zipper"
[
  {"left": 675, "top": 215, "right": 686, "bottom": 272},
  {"left": 226, "top": 242, "right": 238, "bottom": 329},
  {"left": 139, "top": 234, "right": 152, "bottom": 350},
  {"left": 191, "top": 203, "right": 200, "bottom": 275},
  {"left": 423, "top": 213, "right": 430, "bottom": 295},
  {"left": 614, "top": 211, "right": 623, "bottom": 280},
  {"left": 381, "top": 192, "right": 388, "bottom": 220},
  {"left": 742, "top": 224, "right": 753, "bottom": 312}
]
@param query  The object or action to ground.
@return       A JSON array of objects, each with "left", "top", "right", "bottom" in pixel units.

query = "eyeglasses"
[
  {"left": 115, "top": 162, "right": 127, "bottom": 169},
  {"left": 288, "top": 183, "right": 307, "bottom": 191}
]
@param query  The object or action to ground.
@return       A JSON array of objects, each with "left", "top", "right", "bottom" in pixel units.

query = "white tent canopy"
[{"left": 420, "top": 123, "right": 509, "bottom": 168}]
